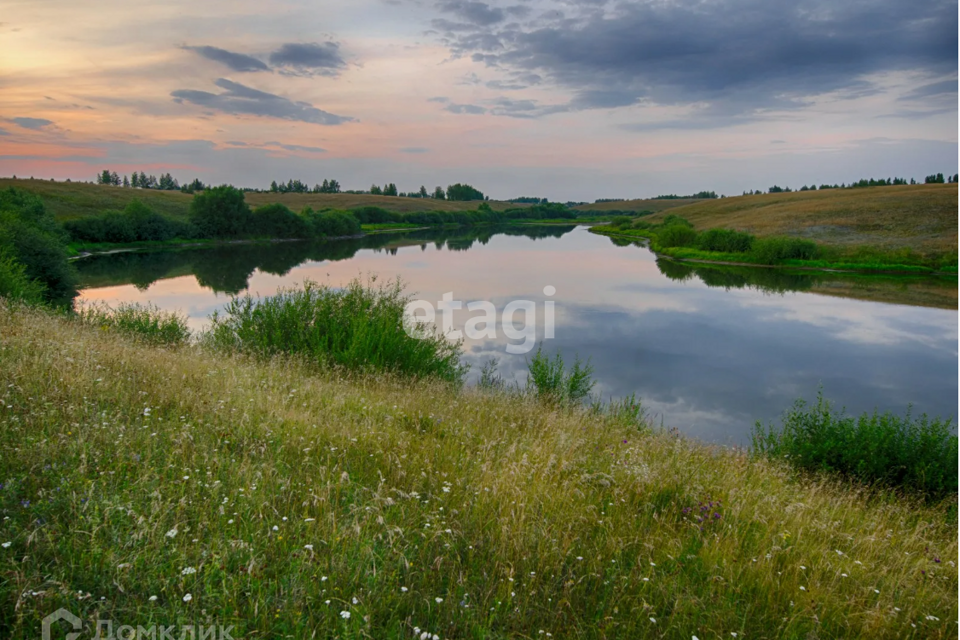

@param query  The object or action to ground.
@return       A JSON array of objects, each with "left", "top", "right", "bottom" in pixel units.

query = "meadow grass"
[{"left": 0, "top": 302, "right": 956, "bottom": 639}]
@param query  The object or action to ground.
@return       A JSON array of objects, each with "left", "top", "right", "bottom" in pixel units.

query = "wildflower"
[
  {"left": 340, "top": 611, "right": 350, "bottom": 619},
  {"left": 272, "top": 525, "right": 279, "bottom": 531},
  {"left": 324, "top": 600, "right": 330, "bottom": 605},
  {"left": 181, "top": 567, "right": 196, "bottom": 575},
  {"left": 282, "top": 517, "right": 288, "bottom": 521},
  {"left": 183, "top": 476, "right": 189, "bottom": 480},
  {"left": 442, "top": 486, "right": 451, "bottom": 493},
  {"left": 227, "top": 519, "right": 234, "bottom": 524},
  {"left": 649, "top": 618, "right": 656, "bottom": 624},
  {"left": 352, "top": 597, "right": 358, "bottom": 605},
  {"left": 799, "top": 586, "right": 806, "bottom": 591},
  {"left": 435, "top": 597, "right": 443, "bottom": 603},
  {"left": 800, "top": 566, "right": 806, "bottom": 570},
  {"left": 841, "top": 573, "right": 848, "bottom": 577},
  {"left": 183, "top": 593, "right": 193, "bottom": 602},
  {"left": 304, "top": 544, "right": 314, "bottom": 550},
  {"left": 321, "top": 576, "right": 328, "bottom": 582},
  {"left": 117, "top": 563, "right": 130, "bottom": 569},
  {"left": 925, "top": 615, "right": 939, "bottom": 621},
  {"left": 576, "top": 556, "right": 583, "bottom": 561},
  {"left": 304, "top": 518, "right": 315, "bottom": 522},
  {"left": 401, "top": 587, "right": 408, "bottom": 592},
  {"left": 165, "top": 528, "right": 178, "bottom": 538},
  {"left": 148, "top": 596, "right": 158, "bottom": 602},
  {"left": 1, "top": 542, "right": 10, "bottom": 549}
]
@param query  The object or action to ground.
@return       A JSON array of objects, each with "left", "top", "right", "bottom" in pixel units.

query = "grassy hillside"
[
  {"left": 646, "top": 184, "right": 958, "bottom": 256},
  {"left": 0, "top": 303, "right": 955, "bottom": 639},
  {"left": 574, "top": 198, "right": 708, "bottom": 213},
  {"left": 0, "top": 179, "right": 527, "bottom": 222},
  {"left": 0, "top": 178, "right": 194, "bottom": 221}
]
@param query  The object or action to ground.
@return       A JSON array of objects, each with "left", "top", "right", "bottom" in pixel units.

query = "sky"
[{"left": 0, "top": 0, "right": 957, "bottom": 201}]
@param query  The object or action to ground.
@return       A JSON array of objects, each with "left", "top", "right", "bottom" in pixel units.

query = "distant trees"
[
  {"left": 653, "top": 191, "right": 718, "bottom": 199},
  {"left": 512, "top": 197, "right": 550, "bottom": 204},
  {"left": 97, "top": 169, "right": 184, "bottom": 190},
  {"left": 925, "top": 173, "right": 945, "bottom": 184},
  {"left": 432, "top": 186, "right": 446, "bottom": 200},
  {"left": 446, "top": 183, "right": 485, "bottom": 201},
  {"left": 315, "top": 179, "right": 341, "bottom": 193}
]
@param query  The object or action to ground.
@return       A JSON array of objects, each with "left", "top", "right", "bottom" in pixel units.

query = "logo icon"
[{"left": 42, "top": 608, "right": 82, "bottom": 640}]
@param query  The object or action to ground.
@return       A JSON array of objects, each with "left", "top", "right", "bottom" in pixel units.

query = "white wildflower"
[
  {"left": 435, "top": 597, "right": 443, "bottom": 603},
  {"left": 304, "top": 544, "right": 313, "bottom": 550},
  {"left": 182, "top": 593, "right": 192, "bottom": 602},
  {"left": 148, "top": 595, "right": 158, "bottom": 602},
  {"left": 181, "top": 567, "right": 196, "bottom": 575},
  {"left": 2, "top": 542, "right": 12, "bottom": 548},
  {"left": 165, "top": 528, "right": 178, "bottom": 538},
  {"left": 340, "top": 611, "right": 350, "bottom": 619}
]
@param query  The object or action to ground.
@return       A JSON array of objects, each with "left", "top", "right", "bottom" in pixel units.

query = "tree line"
[
  {"left": 96, "top": 169, "right": 208, "bottom": 193},
  {"left": 745, "top": 173, "right": 959, "bottom": 195}
]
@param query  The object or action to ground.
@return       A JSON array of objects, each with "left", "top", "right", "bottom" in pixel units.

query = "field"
[
  {"left": 573, "top": 198, "right": 708, "bottom": 214},
  {"left": 0, "top": 303, "right": 956, "bottom": 639},
  {"left": 0, "top": 179, "right": 528, "bottom": 222},
  {"left": 644, "top": 184, "right": 958, "bottom": 257}
]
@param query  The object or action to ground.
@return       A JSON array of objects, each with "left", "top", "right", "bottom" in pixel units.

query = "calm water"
[{"left": 75, "top": 225, "right": 959, "bottom": 444}]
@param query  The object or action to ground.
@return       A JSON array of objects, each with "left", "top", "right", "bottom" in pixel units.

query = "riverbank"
[
  {"left": 591, "top": 226, "right": 959, "bottom": 276},
  {"left": 0, "top": 302, "right": 955, "bottom": 638}
]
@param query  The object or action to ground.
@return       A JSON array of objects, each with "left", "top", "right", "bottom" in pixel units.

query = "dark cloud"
[
  {"left": 432, "top": 0, "right": 958, "bottom": 121},
  {"left": 269, "top": 42, "right": 346, "bottom": 75},
  {"left": 183, "top": 45, "right": 270, "bottom": 72},
  {"left": 427, "top": 96, "right": 450, "bottom": 103},
  {"left": 437, "top": 1, "right": 505, "bottom": 26},
  {"left": 170, "top": 79, "right": 354, "bottom": 125},
  {"left": 0, "top": 128, "right": 9, "bottom": 136},
  {"left": 898, "top": 78, "right": 957, "bottom": 101},
  {"left": 271, "top": 142, "right": 327, "bottom": 153},
  {"left": 400, "top": 147, "right": 430, "bottom": 153},
  {"left": 10, "top": 117, "right": 53, "bottom": 129},
  {"left": 445, "top": 103, "right": 487, "bottom": 114}
]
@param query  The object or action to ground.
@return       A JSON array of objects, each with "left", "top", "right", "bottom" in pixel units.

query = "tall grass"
[
  {"left": 205, "top": 277, "right": 466, "bottom": 383},
  {"left": 752, "top": 391, "right": 958, "bottom": 501},
  {"left": 76, "top": 301, "right": 191, "bottom": 346},
  {"left": 526, "top": 343, "right": 595, "bottom": 405},
  {"left": 0, "top": 304, "right": 955, "bottom": 639}
]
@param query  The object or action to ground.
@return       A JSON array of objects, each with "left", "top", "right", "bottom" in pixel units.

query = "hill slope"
[
  {"left": 0, "top": 179, "right": 527, "bottom": 221},
  {"left": 648, "top": 184, "right": 958, "bottom": 256},
  {"left": 0, "top": 304, "right": 956, "bottom": 638},
  {"left": 574, "top": 197, "right": 708, "bottom": 213}
]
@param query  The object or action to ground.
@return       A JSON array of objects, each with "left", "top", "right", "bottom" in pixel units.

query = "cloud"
[
  {"left": 898, "top": 78, "right": 957, "bottom": 102},
  {"left": 10, "top": 117, "right": 54, "bottom": 129},
  {"left": 271, "top": 142, "right": 327, "bottom": 153},
  {"left": 0, "top": 128, "right": 9, "bottom": 136},
  {"left": 429, "top": 0, "right": 958, "bottom": 122},
  {"left": 269, "top": 42, "right": 346, "bottom": 75},
  {"left": 170, "top": 78, "right": 354, "bottom": 125},
  {"left": 427, "top": 96, "right": 450, "bottom": 103},
  {"left": 183, "top": 45, "right": 270, "bottom": 72},
  {"left": 400, "top": 146, "right": 429, "bottom": 153},
  {"left": 444, "top": 103, "right": 486, "bottom": 114},
  {"left": 437, "top": 1, "right": 505, "bottom": 26}
]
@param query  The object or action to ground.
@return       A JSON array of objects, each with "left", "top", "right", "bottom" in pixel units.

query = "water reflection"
[{"left": 75, "top": 225, "right": 958, "bottom": 444}]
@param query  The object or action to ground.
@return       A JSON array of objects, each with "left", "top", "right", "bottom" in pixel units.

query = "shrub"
[
  {"left": 205, "top": 278, "right": 466, "bottom": 383},
  {"left": 753, "top": 236, "right": 819, "bottom": 264},
  {"left": 124, "top": 199, "right": 178, "bottom": 241},
  {"left": 752, "top": 391, "right": 958, "bottom": 501},
  {"left": 526, "top": 344, "right": 595, "bottom": 406},
  {"left": 0, "top": 188, "right": 76, "bottom": 305},
  {"left": 189, "top": 185, "right": 251, "bottom": 238},
  {"left": 610, "top": 216, "right": 633, "bottom": 229},
  {"left": 656, "top": 224, "right": 699, "bottom": 248},
  {"left": 302, "top": 208, "right": 361, "bottom": 238},
  {"left": 250, "top": 203, "right": 310, "bottom": 238},
  {"left": 696, "top": 228, "right": 755, "bottom": 253},
  {"left": 0, "top": 247, "right": 46, "bottom": 304},
  {"left": 661, "top": 214, "right": 694, "bottom": 228},
  {"left": 77, "top": 301, "right": 191, "bottom": 346}
]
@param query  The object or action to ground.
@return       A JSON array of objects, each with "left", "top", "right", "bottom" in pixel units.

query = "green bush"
[
  {"left": 752, "top": 392, "right": 958, "bottom": 501},
  {"left": 526, "top": 344, "right": 595, "bottom": 406},
  {"left": 250, "top": 203, "right": 310, "bottom": 238},
  {"left": 0, "top": 247, "right": 46, "bottom": 304},
  {"left": 656, "top": 224, "right": 699, "bottom": 248},
  {"left": 205, "top": 278, "right": 466, "bottom": 383},
  {"left": 124, "top": 199, "right": 180, "bottom": 241},
  {"left": 661, "top": 214, "right": 694, "bottom": 228},
  {"left": 189, "top": 185, "right": 251, "bottom": 238},
  {"left": 0, "top": 187, "right": 76, "bottom": 305},
  {"left": 65, "top": 200, "right": 195, "bottom": 244},
  {"left": 610, "top": 216, "right": 633, "bottom": 229},
  {"left": 753, "top": 236, "right": 819, "bottom": 264},
  {"left": 301, "top": 208, "right": 361, "bottom": 238},
  {"left": 696, "top": 228, "right": 755, "bottom": 253},
  {"left": 77, "top": 302, "right": 191, "bottom": 346}
]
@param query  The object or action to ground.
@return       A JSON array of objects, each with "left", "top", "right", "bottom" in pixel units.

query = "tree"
[
  {"left": 130, "top": 171, "right": 139, "bottom": 188},
  {"left": 189, "top": 185, "right": 251, "bottom": 238},
  {"left": 383, "top": 183, "right": 398, "bottom": 196},
  {"left": 97, "top": 170, "right": 112, "bottom": 185},
  {"left": 270, "top": 180, "right": 279, "bottom": 193},
  {"left": 122, "top": 175, "right": 130, "bottom": 188},
  {"left": 418, "top": 185, "right": 429, "bottom": 198},
  {"left": 328, "top": 179, "right": 341, "bottom": 193},
  {"left": 370, "top": 184, "right": 383, "bottom": 195},
  {"left": 432, "top": 186, "right": 446, "bottom": 200},
  {"left": 446, "top": 183, "right": 485, "bottom": 201}
]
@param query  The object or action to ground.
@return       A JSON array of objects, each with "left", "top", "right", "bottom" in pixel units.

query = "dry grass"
[
  {"left": 573, "top": 198, "right": 708, "bottom": 213},
  {"left": 646, "top": 185, "right": 958, "bottom": 257},
  {"left": 0, "top": 304, "right": 955, "bottom": 638}
]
